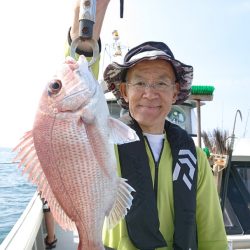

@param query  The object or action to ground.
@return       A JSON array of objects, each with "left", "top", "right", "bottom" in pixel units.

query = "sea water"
[{"left": 0, "top": 147, "right": 36, "bottom": 244}]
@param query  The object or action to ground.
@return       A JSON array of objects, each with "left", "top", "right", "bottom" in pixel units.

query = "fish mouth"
[
  {"left": 63, "top": 89, "right": 85, "bottom": 100},
  {"left": 58, "top": 80, "right": 97, "bottom": 114},
  {"left": 59, "top": 89, "right": 90, "bottom": 113}
]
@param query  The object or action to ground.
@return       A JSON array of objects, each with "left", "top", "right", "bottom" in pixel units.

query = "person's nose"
[{"left": 142, "top": 86, "right": 159, "bottom": 99}]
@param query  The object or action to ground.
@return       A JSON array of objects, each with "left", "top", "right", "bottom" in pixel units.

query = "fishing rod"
[
  {"left": 71, "top": 0, "right": 125, "bottom": 66},
  {"left": 120, "top": 0, "right": 124, "bottom": 18},
  {"left": 220, "top": 109, "right": 242, "bottom": 212},
  {"left": 243, "top": 109, "right": 249, "bottom": 137}
]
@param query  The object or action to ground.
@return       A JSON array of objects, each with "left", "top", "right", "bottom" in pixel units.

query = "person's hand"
[{"left": 70, "top": 0, "right": 110, "bottom": 43}]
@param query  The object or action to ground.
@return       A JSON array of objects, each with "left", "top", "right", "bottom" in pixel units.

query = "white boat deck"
[
  {"left": 52, "top": 224, "right": 78, "bottom": 250},
  {"left": 1, "top": 191, "right": 250, "bottom": 250}
]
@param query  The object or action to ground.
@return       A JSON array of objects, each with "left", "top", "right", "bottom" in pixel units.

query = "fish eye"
[{"left": 48, "top": 80, "right": 62, "bottom": 95}]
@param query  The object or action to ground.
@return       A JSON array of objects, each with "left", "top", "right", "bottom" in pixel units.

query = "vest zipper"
[{"left": 144, "top": 137, "right": 165, "bottom": 199}]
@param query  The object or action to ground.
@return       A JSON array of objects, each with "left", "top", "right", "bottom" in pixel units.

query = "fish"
[{"left": 13, "top": 55, "right": 139, "bottom": 250}]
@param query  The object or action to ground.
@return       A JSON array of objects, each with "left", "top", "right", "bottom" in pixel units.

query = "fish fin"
[
  {"left": 40, "top": 179, "right": 76, "bottom": 231},
  {"left": 107, "top": 117, "right": 139, "bottom": 144},
  {"left": 13, "top": 131, "right": 76, "bottom": 231},
  {"left": 106, "top": 178, "right": 135, "bottom": 229},
  {"left": 80, "top": 108, "right": 96, "bottom": 124}
]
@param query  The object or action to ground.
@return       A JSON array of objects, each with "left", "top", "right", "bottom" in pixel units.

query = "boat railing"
[{"left": 0, "top": 191, "right": 44, "bottom": 250}]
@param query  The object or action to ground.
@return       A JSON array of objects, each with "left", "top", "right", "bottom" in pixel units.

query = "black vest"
[{"left": 118, "top": 115, "right": 198, "bottom": 250}]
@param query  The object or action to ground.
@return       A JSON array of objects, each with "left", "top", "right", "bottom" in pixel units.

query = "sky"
[{"left": 0, "top": 0, "right": 250, "bottom": 147}]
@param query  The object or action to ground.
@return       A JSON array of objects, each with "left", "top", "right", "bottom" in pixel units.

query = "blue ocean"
[{"left": 0, "top": 147, "right": 36, "bottom": 244}]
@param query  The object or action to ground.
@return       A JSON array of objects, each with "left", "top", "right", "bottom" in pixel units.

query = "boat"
[
  {"left": 223, "top": 138, "right": 250, "bottom": 249},
  {"left": 0, "top": 191, "right": 79, "bottom": 250},
  {"left": 1, "top": 26, "right": 250, "bottom": 249},
  {"left": 1, "top": 95, "right": 250, "bottom": 249}
]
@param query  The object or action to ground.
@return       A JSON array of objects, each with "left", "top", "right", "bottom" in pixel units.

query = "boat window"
[
  {"left": 237, "top": 162, "right": 250, "bottom": 193},
  {"left": 224, "top": 161, "right": 250, "bottom": 235}
]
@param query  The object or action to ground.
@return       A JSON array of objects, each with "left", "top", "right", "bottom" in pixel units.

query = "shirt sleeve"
[{"left": 196, "top": 147, "right": 228, "bottom": 250}]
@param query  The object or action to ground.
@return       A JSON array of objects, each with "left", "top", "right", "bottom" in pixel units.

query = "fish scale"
[{"left": 13, "top": 55, "right": 139, "bottom": 250}]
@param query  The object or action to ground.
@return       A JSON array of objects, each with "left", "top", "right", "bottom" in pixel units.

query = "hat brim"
[{"left": 104, "top": 54, "right": 193, "bottom": 109}]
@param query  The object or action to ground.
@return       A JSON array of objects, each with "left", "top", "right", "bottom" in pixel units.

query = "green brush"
[{"left": 191, "top": 85, "right": 215, "bottom": 95}]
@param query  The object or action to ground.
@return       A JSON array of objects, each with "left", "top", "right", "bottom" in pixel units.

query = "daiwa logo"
[{"left": 173, "top": 149, "right": 196, "bottom": 190}]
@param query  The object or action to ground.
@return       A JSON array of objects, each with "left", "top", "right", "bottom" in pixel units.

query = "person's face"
[{"left": 120, "top": 59, "right": 179, "bottom": 134}]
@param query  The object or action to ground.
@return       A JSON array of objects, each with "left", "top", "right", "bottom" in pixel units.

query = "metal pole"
[{"left": 196, "top": 99, "right": 201, "bottom": 147}]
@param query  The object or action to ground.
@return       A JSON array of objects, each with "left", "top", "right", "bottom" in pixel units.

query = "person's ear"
[
  {"left": 119, "top": 82, "right": 129, "bottom": 103},
  {"left": 172, "top": 82, "right": 180, "bottom": 104}
]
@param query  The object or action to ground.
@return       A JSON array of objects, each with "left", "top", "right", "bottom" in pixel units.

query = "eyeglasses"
[{"left": 127, "top": 81, "right": 175, "bottom": 92}]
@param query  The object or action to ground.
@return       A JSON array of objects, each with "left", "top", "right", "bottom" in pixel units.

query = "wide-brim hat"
[{"left": 103, "top": 41, "right": 193, "bottom": 109}]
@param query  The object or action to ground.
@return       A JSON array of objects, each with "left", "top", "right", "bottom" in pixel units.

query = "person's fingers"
[{"left": 70, "top": 0, "right": 81, "bottom": 41}]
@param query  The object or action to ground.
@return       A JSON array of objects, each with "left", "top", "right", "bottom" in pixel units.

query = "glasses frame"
[{"left": 126, "top": 80, "right": 176, "bottom": 92}]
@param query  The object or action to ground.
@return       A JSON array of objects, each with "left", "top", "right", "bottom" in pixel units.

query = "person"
[
  {"left": 40, "top": 195, "right": 57, "bottom": 249},
  {"left": 67, "top": 1, "right": 228, "bottom": 249},
  {"left": 43, "top": 200, "right": 57, "bottom": 249}
]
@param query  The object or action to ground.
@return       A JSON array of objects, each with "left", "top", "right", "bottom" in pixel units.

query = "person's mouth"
[{"left": 138, "top": 104, "right": 160, "bottom": 110}]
